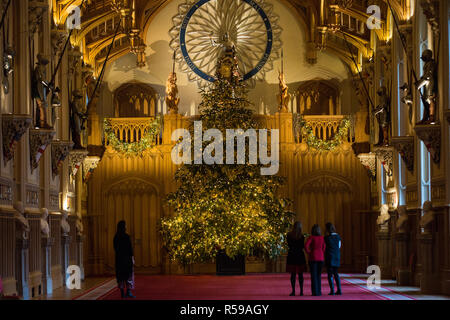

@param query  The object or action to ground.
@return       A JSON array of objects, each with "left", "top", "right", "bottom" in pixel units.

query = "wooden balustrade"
[
  {"left": 105, "top": 117, "right": 162, "bottom": 146},
  {"left": 105, "top": 115, "right": 354, "bottom": 148},
  {"left": 294, "top": 115, "right": 353, "bottom": 144}
]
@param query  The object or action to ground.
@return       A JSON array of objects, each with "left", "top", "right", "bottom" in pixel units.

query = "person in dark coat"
[
  {"left": 286, "top": 221, "right": 306, "bottom": 296},
  {"left": 305, "top": 224, "right": 326, "bottom": 296},
  {"left": 325, "top": 222, "right": 342, "bottom": 295},
  {"left": 113, "top": 220, "right": 135, "bottom": 298}
]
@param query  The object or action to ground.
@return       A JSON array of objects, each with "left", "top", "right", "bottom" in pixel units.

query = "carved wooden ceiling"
[{"left": 51, "top": 0, "right": 413, "bottom": 76}]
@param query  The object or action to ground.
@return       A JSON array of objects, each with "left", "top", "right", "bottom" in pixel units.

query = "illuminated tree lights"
[{"left": 160, "top": 79, "right": 294, "bottom": 265}]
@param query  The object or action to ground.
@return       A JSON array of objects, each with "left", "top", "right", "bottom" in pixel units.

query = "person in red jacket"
[{"left": 305, "top": 224, "right": 326, "bottom": 296}]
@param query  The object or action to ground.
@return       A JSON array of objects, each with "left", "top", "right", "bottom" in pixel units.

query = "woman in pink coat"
[{"left": 305, "top": 224, "right": 326, "bottom": 296}]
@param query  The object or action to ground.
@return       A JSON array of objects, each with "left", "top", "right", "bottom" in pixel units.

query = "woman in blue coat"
[{"left": 324, "top": 222, "right": 342, "bottom": 295}]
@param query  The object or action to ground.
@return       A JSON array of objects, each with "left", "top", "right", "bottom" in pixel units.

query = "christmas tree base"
[{"left": 216, "top": 251, "right": 245, "bottom": 275}]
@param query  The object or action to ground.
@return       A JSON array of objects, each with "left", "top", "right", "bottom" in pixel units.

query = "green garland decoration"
[
  {"left": 297, "top": 115, "right": 351, "bottom": 151},
  {"left": 103, "top": 116, "right": 161, "bottom": 157}
]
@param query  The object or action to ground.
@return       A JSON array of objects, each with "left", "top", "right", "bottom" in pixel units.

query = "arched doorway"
[
  {"left": 296, "top": 173, "right": 353, "bottom": 266},
  {"left": 103, "top": 178, "right": 162, "bottom": 273}
]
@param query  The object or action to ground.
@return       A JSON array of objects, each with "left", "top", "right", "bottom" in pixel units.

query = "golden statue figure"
[
  {"left": 165, "top": 72, "right": 179, "bottom": 114},
  {"left": 277, "top": 71, "right": 290, "bottom": 112}
]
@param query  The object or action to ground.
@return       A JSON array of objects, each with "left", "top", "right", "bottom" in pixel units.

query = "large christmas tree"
[{"left": 160, "top": 44, "right": 294, "bottom": 265}]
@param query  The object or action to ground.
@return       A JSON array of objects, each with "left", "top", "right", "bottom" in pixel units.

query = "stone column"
[
  {"left": 41, "top": 237, "right": 53, "bottom": 295},
  {"left": 15, "top": 237, "right": 29, "bottom": 299},
  {"left": 61, "top": 234, "right": 71, "bottom": 286},
  {"left": 394, "top": 232, "right": 410, "bottom": 285},
  {"left": 76, "top": 234, "right": 84, "bottom": 280}
]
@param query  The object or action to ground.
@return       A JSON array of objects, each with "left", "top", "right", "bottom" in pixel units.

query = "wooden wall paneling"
[
  {"left": 49, "top": 214, "right": 62, "bottom": 289},
  {"left": 106, "top": 193, "right": 114, "bottom": 269},
  {"left": 133, "top": 193, "right": 141, "bottom": 267},
  {"left": 142, "top": 193, "right": 150, "bottom": 267},
  {"left": 150, "top": 192, "right": 157, "bottom": 267},
  {"left": 343, "top": 192, "right": 352, "bottom": 265}
]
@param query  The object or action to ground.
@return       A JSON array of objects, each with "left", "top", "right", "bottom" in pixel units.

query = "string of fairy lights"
[
  {"left": 103, "top": 116, "right": 161, "bottom": 157},
  {"left": 296, "top": 116, "right": 352, "bottom": 151}
]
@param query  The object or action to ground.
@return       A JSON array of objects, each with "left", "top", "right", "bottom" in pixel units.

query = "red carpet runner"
[{"left": 88, "top": 273, "right": 414, "bottom": 300}]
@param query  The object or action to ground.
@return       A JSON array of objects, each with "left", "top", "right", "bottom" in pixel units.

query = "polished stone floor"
[{"left": 32, "top": 277, "right": 111, "bottom": 300}]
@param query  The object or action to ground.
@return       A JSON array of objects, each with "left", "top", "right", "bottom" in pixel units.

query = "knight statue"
[
  {"left": 373, "top": 86, "right": 390, "bottom": 146},
  {"left": 69, "top": 90, "right": 87, "bottom": 149},
  {"left": 32, "top": 53, "right": 52, "bottom": 129},
  {"left": 415, "top": 49, "right": 437, "bottom": 124}
]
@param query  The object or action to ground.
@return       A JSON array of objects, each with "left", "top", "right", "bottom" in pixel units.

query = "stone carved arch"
[
  {"left": 301, "top": 175, "right": 351, "bottom": 194},
  {"left": 103, "top": 175, "right": 161, "bottom": 197},
  {"left": 298, "top": 170, "right": 353, "bottom": 194}
]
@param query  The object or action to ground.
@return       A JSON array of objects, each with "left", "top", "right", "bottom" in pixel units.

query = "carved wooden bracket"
[
  {"left": 29, "top": 128, "right": 55, "bottom": 172},
  {"left": 83, "top": 155, "right": 101, "bottom": 181},
  {"left": 373, "top": 146, "right": 394, "bottom": 176},
  {"left": 391, "top": 136, "right": 414, "bottom": 172},
  {"left": 68, "top": 149, "right": 89, "bottom": 178},
  {"left": 357, "top": 152, "right": 376, "bottom": 179},
  {"left": 414, "top": 124, "right": 440, "bottom": 164},
  {"left": 420, "top": 0, "right": 440, "bottom": 34},
  {"left": 81, "top": 144, "right": 105, "bottom": 181},
  {"left": 51, "top": 140, "right": 74, "bottom": 179},
  {"left": 2, "top": 114, "right": 32, "bottom": 164}
]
